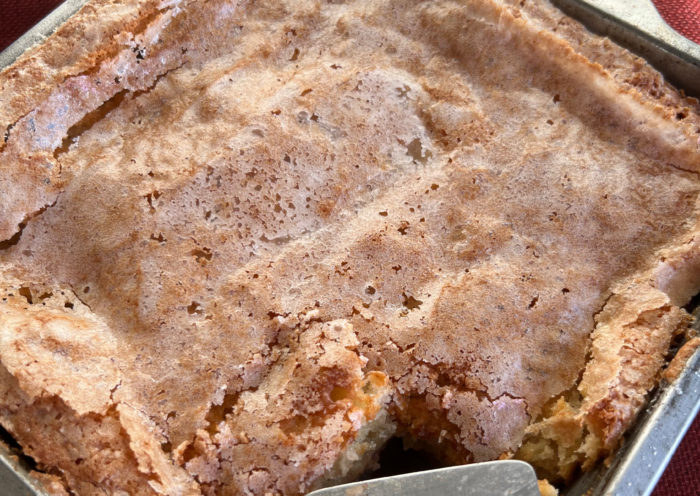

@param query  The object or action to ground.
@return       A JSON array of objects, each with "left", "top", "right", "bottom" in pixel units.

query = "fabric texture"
[
  {"left": 654, "top": 414, "right": 700, "bottom": 496},
  {"left": 0, "top": 1, "right": 698, "bottom": 495},
  {"left": 0, "top": 0, "right": 65, "bottom": 51},
  {"left": 652, "top": 0, "right": 700, "bottom": 44}
]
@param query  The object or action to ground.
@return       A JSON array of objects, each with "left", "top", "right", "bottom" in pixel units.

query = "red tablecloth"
[
  {"left": 0, "top": 1, "right": 698, "bottom": 495},
  {"left": 652, "top": 0, "right": 700, "bottom": 44}
]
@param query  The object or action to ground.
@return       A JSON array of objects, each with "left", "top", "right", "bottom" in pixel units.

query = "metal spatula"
[{"left": 306, "top": 460, "right": 540, "bottom": 496}]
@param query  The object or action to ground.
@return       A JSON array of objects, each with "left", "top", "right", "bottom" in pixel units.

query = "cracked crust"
[{"left": 1, "top": 0, "right": 700, "bottom": 494}]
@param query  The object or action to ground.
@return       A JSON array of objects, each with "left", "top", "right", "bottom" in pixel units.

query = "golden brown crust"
[
  {"left": 663, "top": 336, "right": 700, "bottom": 383},
  {"left": 504, "top": 0, "right": 700, "bottom": 126},
  {"left": 0, "top": 0, "right": 210, "bottom": 240},
  {"left": 538, "top": 478, "right": 559, "bottom": 496},
  {"left": 1, "top": 0, "right": 699, "bottom": 494},
  {"left": 29, "top": 471, "right": 71, "bottom": 496},
  {"left": 0, "top": 0, "right": 165, "bottom": 131}
]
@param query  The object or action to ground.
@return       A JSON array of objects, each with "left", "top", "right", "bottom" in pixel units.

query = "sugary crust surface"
[
  {"left": 0, "top": 0, "right": 165, "bottom": 130},
  {"left": 1, "top": 0, "right": 699, "bottom": 494}
]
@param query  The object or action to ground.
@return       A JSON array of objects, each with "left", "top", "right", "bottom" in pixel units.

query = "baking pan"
[
  {"left": 553, "top": 0, "right": 700, "bottom": 95},
  {"left": 0, "top": 1, "right": 699, "bottom": 495}
]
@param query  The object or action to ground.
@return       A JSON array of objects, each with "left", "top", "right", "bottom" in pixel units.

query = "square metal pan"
[{"left": 1, "top": 1, "right": 699, "bottom": 495}]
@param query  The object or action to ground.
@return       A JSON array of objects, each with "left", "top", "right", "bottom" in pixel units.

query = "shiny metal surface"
[
  {"left": 0, "top": 1, "right": 699, "bottom": 495},
  {"left": 306, "top": 461, "right": 540, "bottom": 496}
]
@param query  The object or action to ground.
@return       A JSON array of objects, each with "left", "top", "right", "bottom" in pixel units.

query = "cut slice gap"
[
  {"left": 684, "top": 291, "right": 700, "bottom": 324},
  {"left": 0, "top": 223, "right": 26, "bottom": 251},
  {"left": 0, "top": 424, "right": 40, "bottom": 474},
  {"left": 360, "top": 436, "right": 443, "bottom": 479}
]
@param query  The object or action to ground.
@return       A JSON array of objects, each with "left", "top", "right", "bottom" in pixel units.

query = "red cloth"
[
  {"left": 654, "top": 414, "right": 700, "bottom": 496},
  {"left": 0, "top": 0, "right": 65, "bottom": 50},
  {"left": 652, "top": 0, "right": 700, "bottom": 44},
  {"left": 0, "top": 1, "right": 698, "bottom": 495}
]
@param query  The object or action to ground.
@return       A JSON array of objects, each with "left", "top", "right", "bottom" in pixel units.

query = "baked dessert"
[{"left": 1, "top": 0, "right": 699, "bottom": 494}]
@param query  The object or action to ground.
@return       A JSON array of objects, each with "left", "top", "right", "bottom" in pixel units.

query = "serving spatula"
[{"left": 306, "top": 460, "right": 540, "bottom": 496}]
